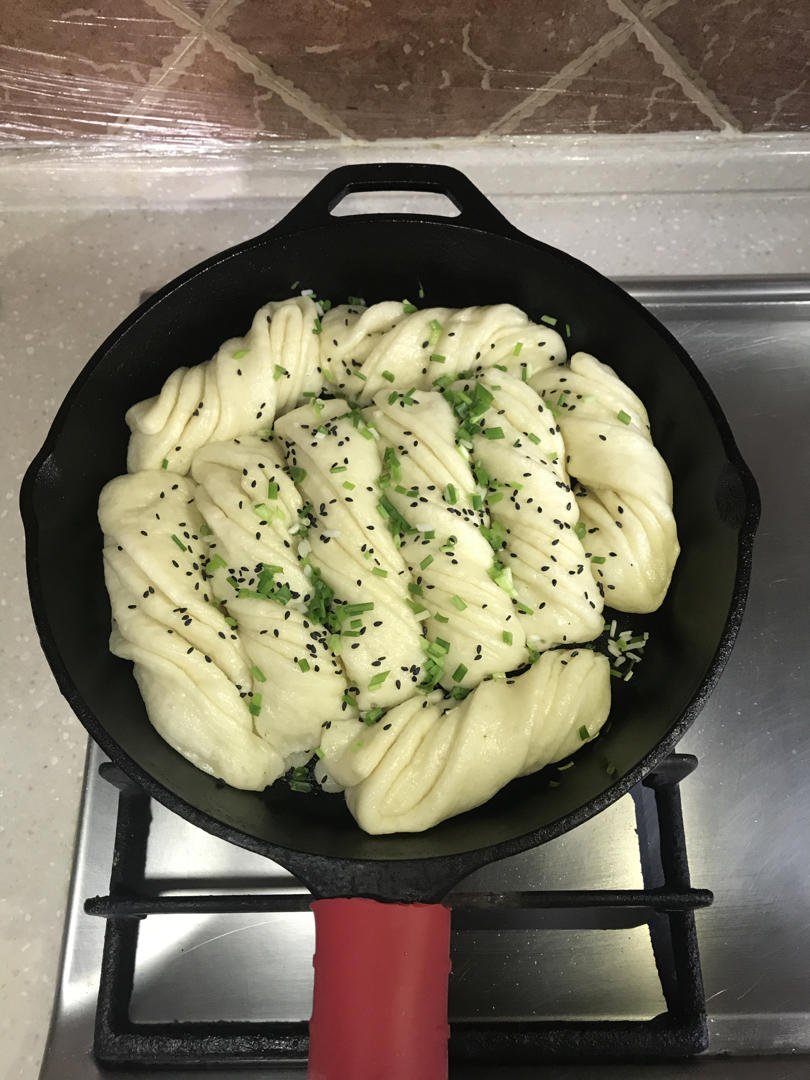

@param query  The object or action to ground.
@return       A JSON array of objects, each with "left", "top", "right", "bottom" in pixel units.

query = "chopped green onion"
[
  {"left": 617, "top": 410, "right": 631, "bottom": 425},
  {"left": 225, "top": 616, "right": 238, "bottom": 628},
  {"left": 387, "top": 390, "right": 398, "bottom": 404},
  {"left": 347, "top": 295, "right": 364, "bottom": 306},
  {"left": 207, "top": 553, "right": 226, "bottom": 571},
  {"left": 557, "top": 391, "right": 568, "bottom": 407},
  {"left": 267, "top": 481, "right": 279, "bottom": 500},
  {"left": 488, "top": 562, "right": 516, "bottom": 597},
  {"left": 429, "top": 353, "right": 446, "bottom": 364},
  {"left": 402, "top": 300, "right": 417, "bottom": 314},
  {"left": 377, "top": 496, "right": 414, "bottom": 539},
  {"left": 557, "top": 760, "right": 575, "bottom": 771},
  {"left": 161, "top": 458, "right": 168, "bottom": 470},
  {"left": 258, "top": 565, "right": 282, "bottom": 591},
  {"left": 329, "top": 464, "right": 347, "bottom": 473},
  {"left": 406, "top": 598, "right": 427, "bottom": 614},
  {"left": 547, "top": 451, "right": 558, "bottom": 463},
  {"left": 233, "top": 348, "right": 248, "bottom": 359},
  {"left": 434, "top": 612, "right": 449, "bottom": 623},
  {"left": 473, "top": 462, "right": 490, "bottom": 487},
  {"left": 171, "top": 534, "right": 186, "bottom": 551},
  {"left": 574, "top": 521, "right": 587, "bottom": 540},
  {"left": 314, "top": 747, "right": 325, "bottom": 759},
  {"left": 382, "top": 369, "right": 395, "bottom": 382},
  {"left": 433, "top": 374, "right": 454, "bottom": 390},
  {"left": 248, "top": 699, "right": 262, "bottom": 716},
  {"left": 513, "top": 342, "right": 523, "bottom": 356},
  {"left": 298, "top": 658, "right": 310, "bottom": 672},
  {"left": 362, "top": 707, "right": 384, "bottom": 725},
  {"left": 344, "top": 601, "right": 374, "bottom": 615},
  {"left": 565, "top": 322, "right": 571, "bottom": 338},
  {"left": 472, "top": 494, "right": 483, "bottom": 511},
  {"left": 271, "top": 582, "right": 292, "bottom": 605},
  {"left": 520, "top": 363, "right": 528, "bottom": 383},
  {"left": 251, "top": 665, "right": 267, "bottom": 683},
  {"left": 420, "top": 554, "right": 434, "bottom": 570},
  {"left": 368, "top": 670, "right": 390, "bottom": 690},
  {"left": 428, "top": 319, "right": 442, "bottom": 345},
  {"left": 342, "top": 480, "right": 355, "bottom": 491},
  {"left": 289, "top": 466, "right": 307, "bottom": 484},
  {"left": 540, "top": 314, "right": 558, "bottom": 326},
  {"left": 517, "top": 602, "right": 534, "bottom": 615},
  {"left": 484, "top": 426, "right": 505, "bottom": 440},
  {"left": 353, "top": 370, "right": 367, "bottom": 381},
  {"left": 408, "top": 582, "right": 423, "bottom": 596},
  {"left": 502, "top": 630, "right": 513, "bottom": 645},
  {"left": 450, "top": 595, "right": 466, "bottom": 611},
  {"left": 290, "top": 780, "right": 311, "bottom": 793},
  {"left": 578, "top": 725, "right": 590, "bottom": 741},
  {"left": 591, "top": 555, "right": 606, "bottom": 564},
  {"left": 312, "top": 317, "right": 322, "bottom": 335},
  {"left": 452, "top": 663, "right": 467, "bottom": 682},
  {"left": 494, "top": 363, "right": 507, "bottom": 372},
  {"left": 359, "top": 425, "right": 375, "bottom": 440},
  {"left": 450, "top": 685, "right": 470, "bottom": 701},
  {"left": 445, "top": 483, "right": 457, "bottom": 505},
  {"left": 527, "top": 432, "right": 541, "bottom": 445},
  {"left": 372, "top": 567, "right": 388, "bottom": 578},
  {"left": 274, "top": 364, "right": 288, "bottom": 380}
]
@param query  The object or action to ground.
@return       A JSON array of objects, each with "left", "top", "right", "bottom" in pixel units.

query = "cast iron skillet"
[{"left": 21, "top": 164, "right": 759, "bottom": 1079}]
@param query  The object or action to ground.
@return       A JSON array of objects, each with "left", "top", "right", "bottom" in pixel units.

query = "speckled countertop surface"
[{"left": 1, "top": 134, "right": 809, "bottom": 1079}]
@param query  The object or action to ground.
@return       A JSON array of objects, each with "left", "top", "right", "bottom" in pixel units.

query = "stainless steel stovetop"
[{"left": 39, "top": 279, "right": 810, "bottom": 1079}]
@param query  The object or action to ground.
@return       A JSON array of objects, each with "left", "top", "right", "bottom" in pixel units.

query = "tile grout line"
[
  {"left": 140, "top": 0, "right": 360, "bottom": 140},
  {"left": 106, "top": 1, "right": 242, "bottom": 133},
  {"left": 608, "top": 0, "right": 743, "bottom": 132},
  {"left": 481, "top": 20, "right": 638, "bottom": 137},
  {"left": 106, "top": 33, "right": 207, "bottom": 134},
  {"left": 480, "top": 0, "right": 687, "bottom": 139}
]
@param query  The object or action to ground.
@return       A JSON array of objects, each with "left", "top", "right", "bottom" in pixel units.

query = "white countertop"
[{"left": 2, "top": 132, "right": 808, "bottom": 1079}]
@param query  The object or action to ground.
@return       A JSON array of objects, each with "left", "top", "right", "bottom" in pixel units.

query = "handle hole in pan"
[{"left": 330, "top": 190, "right": 462, "bottom": 219}]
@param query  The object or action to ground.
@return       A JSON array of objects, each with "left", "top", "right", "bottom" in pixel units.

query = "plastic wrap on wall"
[{"left": 0, "top": 0, "right": 808, "bottom": 148}]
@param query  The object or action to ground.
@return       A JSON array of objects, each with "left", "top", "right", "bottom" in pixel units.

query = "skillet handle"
[
  {"left": 272, "top": 162, "right": 517, "bottom": 236},
  {"left": 308, "top": 897, "right": 451, "bottom": 1080}
]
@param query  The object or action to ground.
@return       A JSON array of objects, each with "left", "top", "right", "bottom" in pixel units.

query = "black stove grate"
[{"left": 85, "top": 753, "right": 712, "bottom": 1069}]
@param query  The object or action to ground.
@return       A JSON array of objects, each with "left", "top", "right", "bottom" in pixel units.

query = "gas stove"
[{"left": 38, "top": 278, "right": 810, "bottom": 1078}]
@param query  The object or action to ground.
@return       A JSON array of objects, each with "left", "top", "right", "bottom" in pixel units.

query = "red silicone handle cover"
[{"left": 308, "top": 898, "right": 452, "bottom": 1080}]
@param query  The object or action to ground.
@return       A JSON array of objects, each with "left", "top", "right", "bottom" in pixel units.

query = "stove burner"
[{"left": 84, "top": 754, "right": 710, "bottom": 1068}]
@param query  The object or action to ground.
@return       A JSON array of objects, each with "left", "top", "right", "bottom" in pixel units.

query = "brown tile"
[
  {"left": 221, "top": 0, "right": 624, "bottom": 139},
  {"left": 651, "top": 0, "right": 810, "bottom": 131},
  {"left": 0, "top": 0, "right": 189, "bottom": 139},
  {"left": 512, "top": 32, "right": 714, "bottom": 134},
  {"left": 121, "top": 43, "right": 328, "bottom": 142}
]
